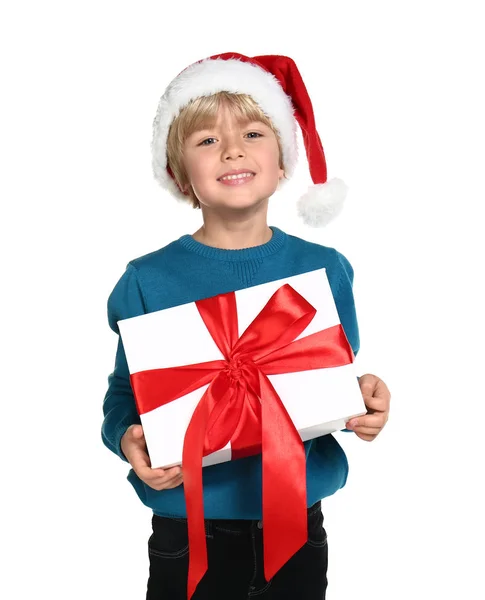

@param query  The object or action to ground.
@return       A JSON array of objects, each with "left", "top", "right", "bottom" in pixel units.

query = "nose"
[{"left": 221, "top": 134, "right": 245, "bottom": 161}]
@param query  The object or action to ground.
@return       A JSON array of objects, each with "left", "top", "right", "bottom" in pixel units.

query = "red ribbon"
[{"left": 130, "top": 283, "right": 354, "bottom": 599}]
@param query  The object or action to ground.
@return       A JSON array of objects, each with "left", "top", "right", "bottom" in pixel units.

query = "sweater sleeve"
[
  {"left": 101, "top": 263, "right": 147, "bottom": 461},
  {"left": 333, "top": 250, "right": 361, "bottom": 433},
  {"left": 334, "top": 250, "right": 360, "bottom": 357}
]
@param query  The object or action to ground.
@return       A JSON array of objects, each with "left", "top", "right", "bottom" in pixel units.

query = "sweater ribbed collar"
[{"left": 177, "top": 226, "right": 287, "bottom": 262}]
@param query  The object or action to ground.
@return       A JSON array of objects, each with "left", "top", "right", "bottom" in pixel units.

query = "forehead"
[
  {"left": 184, "top": 94, "right": 274, "bottom": 136},
  {"left": 196, "top": 109, "right": 262, "bottom": 131}
]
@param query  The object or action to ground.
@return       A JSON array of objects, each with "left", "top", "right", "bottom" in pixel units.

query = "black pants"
[{"left": 146, "top": 501, "right": 328, "bottom": 599}]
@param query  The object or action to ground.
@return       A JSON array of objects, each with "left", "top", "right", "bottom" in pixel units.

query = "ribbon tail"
[
  {"left": 259, "top": 371, "right": 307, "bottom": 581},
  {"left": 182, "top": 389, "right": 212, "bottom": 599}
]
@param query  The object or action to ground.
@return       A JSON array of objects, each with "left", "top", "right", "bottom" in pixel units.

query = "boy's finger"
[
  {"left": 136, "top": 466, "right": 157, "bottom": 481},
  {"left": 347, "top": 413, "right": 387, "bottom": 430},
  {"left": 362, "top": 394, "right": 387, "bottom": 412},
  {"left": 139, "top": 465, "right": 182, "bottom": 482},
  {"left": 156, "top": 472, "right": 184, "bottom": 489},
  {"left": 130, "top": 450, "right": 152, "bottom": 473},
  {"left": 353, "top": 425, "right": 381, "bottom": 435},
  {"left": 157, "top": 467, "right": 182, "bottom": 482},
  {"left": 163, "top": 475, "right": 184, "bottom": 490},
  {"left": 362, "top": 381, "right": 390, "bottom": 409},
  {"left": 123, "top": 434, "right": 148, "bottom": 459},
  {"left": 126, "top": 424, "right": 144, "bottom": 439},
  {"left": 164, "top": 466, "right": 182, "bottom": 476},
  {"left": 145, "top": 472, "right": 183, "bottom": 489}
]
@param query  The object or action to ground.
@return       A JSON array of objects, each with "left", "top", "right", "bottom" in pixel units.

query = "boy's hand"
[
  {"left": 346, "top": 374, "right": 391, "bottom": 441},
  {"left": 121, "top": 424, "right": 184, "bottom": 490}
]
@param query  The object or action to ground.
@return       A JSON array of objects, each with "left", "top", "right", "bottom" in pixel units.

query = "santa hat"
[{"left": 151, "top": 52, "right": 348, "bottom": 227}]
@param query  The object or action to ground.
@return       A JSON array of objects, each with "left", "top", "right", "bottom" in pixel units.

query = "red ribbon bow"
[{"left": 130, "top": 283, "right": 353, "bottom": 599}]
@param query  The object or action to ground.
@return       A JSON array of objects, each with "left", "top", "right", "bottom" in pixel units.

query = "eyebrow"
[{"left": 193, "top": 120, "right": 266, "bottom": 133}]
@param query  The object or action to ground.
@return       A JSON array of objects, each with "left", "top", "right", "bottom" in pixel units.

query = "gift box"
[
  {"left": 118, "top": 267, "right": 366, "bottom": 598},
  {"left": 118, "top": 267, "right": 365, "bottom": 470}
]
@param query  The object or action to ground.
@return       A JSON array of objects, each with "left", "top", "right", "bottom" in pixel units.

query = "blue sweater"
[{"left": 102, "top": 226, "right": 360, "bottom": 519}]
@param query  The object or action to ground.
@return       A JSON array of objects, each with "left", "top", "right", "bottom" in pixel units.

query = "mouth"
[{"left": 217, "top": 172, "right": 256, "bottom": 185}]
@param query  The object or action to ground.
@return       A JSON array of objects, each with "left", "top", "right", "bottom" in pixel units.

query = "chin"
[
  {"left": 222, "top": 197, "right": 268, "bottom": 211},
  {"left": 200, "top": 193, "right": 271, "bottom": 212}
]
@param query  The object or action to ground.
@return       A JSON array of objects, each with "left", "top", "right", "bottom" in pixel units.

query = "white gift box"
[{"left": 118, "top": 268, "right": 366, "bottom": 469}]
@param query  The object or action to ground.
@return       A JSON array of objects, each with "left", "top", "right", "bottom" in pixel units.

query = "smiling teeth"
[{"left": 220, "top": 173, "right": 254, "bottom": 181}]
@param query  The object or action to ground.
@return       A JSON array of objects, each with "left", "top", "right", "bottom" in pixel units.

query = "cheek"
[
  {"left": 263, "top": 155, "right": 284, "bottom": 178},
  {"left": 186, "top": 158, "right": 214, "bottom": 187},
  {"left": 262, "top": 143, "right": 283, "bottom": 175}
]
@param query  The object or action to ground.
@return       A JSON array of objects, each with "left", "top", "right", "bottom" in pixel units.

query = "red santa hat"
[{"left": 151, "top": 52, "right": 348, "bottom": 227}]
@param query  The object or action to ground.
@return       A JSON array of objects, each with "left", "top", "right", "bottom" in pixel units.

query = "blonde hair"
[{"left": 166, "top": 92, "right": 285, "bottom": 209}]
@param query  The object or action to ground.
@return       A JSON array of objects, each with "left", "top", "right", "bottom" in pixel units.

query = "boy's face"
[{"left": 181, "top": 103, "right": 284, "bottom": 213}]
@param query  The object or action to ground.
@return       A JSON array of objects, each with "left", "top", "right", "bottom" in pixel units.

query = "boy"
[{"left": 102, "top": 53, "right": 391, "bottom": 600}]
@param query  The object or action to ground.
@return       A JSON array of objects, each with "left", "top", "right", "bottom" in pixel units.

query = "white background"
[{"left": 1, "top": 1, "right": 484, "bottom": 598}]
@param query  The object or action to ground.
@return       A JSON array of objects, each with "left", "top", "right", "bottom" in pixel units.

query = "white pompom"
[{"left": 296, "top": 178, "right": 349, "bottom": 227}]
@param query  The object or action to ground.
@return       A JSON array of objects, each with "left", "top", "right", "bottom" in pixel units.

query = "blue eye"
[
  {"left": 200, "top": 137, "right": 217, "bottom": 145},
  {"left": 246, "top": 132, "right": 262, "bottom": 138}
]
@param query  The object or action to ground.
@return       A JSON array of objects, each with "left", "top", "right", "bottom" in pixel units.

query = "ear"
[{"left": 278, "top": 167, "right": 285, "bottom": 180}]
